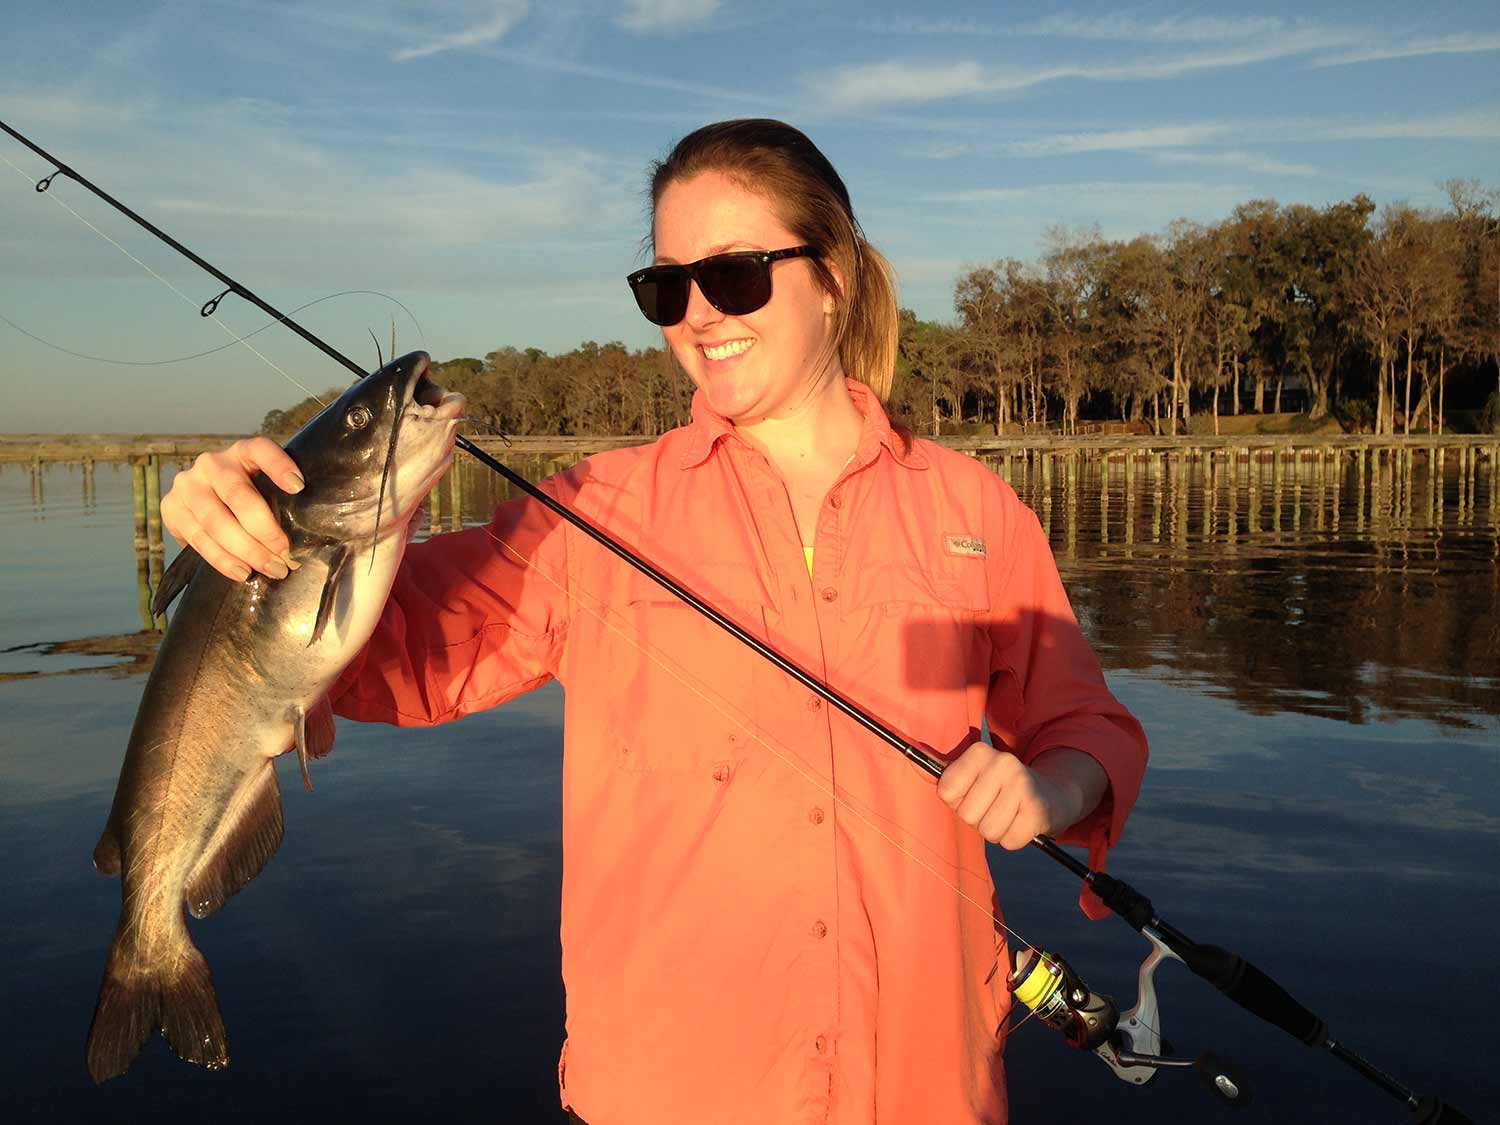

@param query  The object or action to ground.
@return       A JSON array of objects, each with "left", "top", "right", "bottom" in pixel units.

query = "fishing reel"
[{"left": 1009, "top": 932, "right": 1253, "bottom": 1108}]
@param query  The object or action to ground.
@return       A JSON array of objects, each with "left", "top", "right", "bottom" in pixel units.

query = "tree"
[
  {"left": 260, "top": 389, "right": 342, "bottom": 435},
  {"left": 1352, "top": 215, "right": 1406, "bottom": 434},
  {"left": 1040, "top": 229, "right": 1106, "bottom": 434},
  {"left": 1272, "top": 196, "right": 1375, "bottom": 420},
  {"left": 1096, "top": 236, "right": 1174, "bottom": 433},
  {"left": 1443, "top": 180, "right": 1500, "bottom": 426},
  {"left": 954, "top": 259, "right": 1048, "bottom": 432},
  {"left": 1219, "top": 200, "right": 1283, "bottom": 414},
  {"left": 1152, "top": 221, "right": 1216, "bottom": 433},
  {"left": 894, "top": 309, "right": 966, "bottom": 435}
]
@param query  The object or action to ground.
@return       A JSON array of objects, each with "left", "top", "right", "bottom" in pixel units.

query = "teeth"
[{"left": 703, "top": 338, "right": 754, "bottom": 361}]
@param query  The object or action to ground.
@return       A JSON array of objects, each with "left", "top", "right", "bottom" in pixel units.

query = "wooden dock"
[
  {"left": 6, "top": 430, "right": 1497, "bottom": 466},
  {"left": 7, "top": 432, "right": 1498, "bottom": 556},
  {"left": 0, "top": 433, "right": 648, "bottom": 465}
]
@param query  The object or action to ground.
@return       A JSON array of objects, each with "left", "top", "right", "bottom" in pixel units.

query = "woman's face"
[{"left": 653, "top": 170, "right": 839, "bottom": 425}]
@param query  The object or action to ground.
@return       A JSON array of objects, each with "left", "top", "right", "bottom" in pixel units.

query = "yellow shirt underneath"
[{"left": 803, "top": 545, "right": 814, "bottom": 576}]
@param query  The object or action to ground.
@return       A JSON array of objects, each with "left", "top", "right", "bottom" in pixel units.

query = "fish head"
[{"left": 284, "top": 351, "right": 465, "bottom": 542}]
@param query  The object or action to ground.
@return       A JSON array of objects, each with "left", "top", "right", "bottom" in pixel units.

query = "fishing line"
[
  {"left": 470, "top": 515, "right": 1068, "bottom": 1039},
  {"left": 13, "top": 121, "right": 1466, "bottom": 1119},
  {"left": 0, "top": 289, "right": 426, "bottom": 369},
  {"left": 0, "top": 124, "right": 1108, "bottom": 1040},
  {"left": 0, "top": 146, "right": 325, "bottom": 406}
]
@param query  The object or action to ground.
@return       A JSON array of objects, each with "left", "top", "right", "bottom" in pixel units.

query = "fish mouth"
[{"left": 406, "top": 355, "right": 466, "bottom": 423}]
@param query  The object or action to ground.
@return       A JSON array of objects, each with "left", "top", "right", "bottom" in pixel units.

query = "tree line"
[{"left": 264, "top": 180, "right": 1500, "bottom": 439}]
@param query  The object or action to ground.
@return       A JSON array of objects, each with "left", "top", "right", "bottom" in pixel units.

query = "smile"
[{"left": 701, "top": 338, "right": 755, "bottom": 361}]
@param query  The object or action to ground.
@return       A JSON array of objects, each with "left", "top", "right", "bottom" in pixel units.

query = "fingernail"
[
  {"left": 232, "top": 566, "right": 252, "bottom": 582},
  {"left": 265, "top": 560, "right": 290, "bottom": 580},
  {"left": 285, "top": 472, "right": 305, "bottom": 492},
  {"left": 283, "top": 554, "right": 301, "bottom": 571}
]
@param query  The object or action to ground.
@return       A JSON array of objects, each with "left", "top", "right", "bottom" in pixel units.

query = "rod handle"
[{"left": 1175, "top": 942, "right": 1327, "bottom": 1046}]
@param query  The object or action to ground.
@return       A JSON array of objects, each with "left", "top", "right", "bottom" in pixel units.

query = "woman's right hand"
[{"left": 160, "top": 436, "right": 306, "bottom": 582}]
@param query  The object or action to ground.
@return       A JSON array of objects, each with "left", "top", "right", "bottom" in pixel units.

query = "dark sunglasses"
[{"left": 627, "top": 246, "right": 822, "bottom": 327}]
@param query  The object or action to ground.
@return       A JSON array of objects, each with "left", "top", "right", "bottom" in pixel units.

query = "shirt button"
[
  {"left": 820, "top": 587, "right": 838, "bottom": 603},
  {"left": 812, "top": 921, "right": 827, "bottom": 939},
  {"left": 805, "top": 695, "right": 822, "bottom": 711},
  {"left": 829, "top": 492, "right": 842, "bottom": 509},
  {"left": 814, "top": 1035, "right": 827, "bottom": 1054},
  {"left": 808, "top": 807, "right": 825, "bottom": 825}
]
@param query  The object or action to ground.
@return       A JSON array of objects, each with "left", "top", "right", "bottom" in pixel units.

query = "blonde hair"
[{"left": 648, "top": 119, "right": 899, "bottom": 401}]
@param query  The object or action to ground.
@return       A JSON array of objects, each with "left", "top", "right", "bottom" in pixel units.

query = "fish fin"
[
  {"left": 86, "top": 930, "right": 228, "bottom": 1082},
  {"left": 290, "top": 697, "right": 335, "bottom": 792},
  {"left": 183, "top": 763, "right": 284, "bottom": 921},
  {"left": 92, "top": 827, "right": 122, "bottom": 877},
  {"left": 301, "top": 697, "right": 336, "bottom": 760},
  {"left": 151, "top": 545, "right": 204, "bottom": 617},
  {"left": 309, "top": 546, "right": 353, "bottom": 648}
]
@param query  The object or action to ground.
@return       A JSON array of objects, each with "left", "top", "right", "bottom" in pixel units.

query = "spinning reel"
[{"left": 1011, "top": 933, "right": 1254, "bottom": 1109}]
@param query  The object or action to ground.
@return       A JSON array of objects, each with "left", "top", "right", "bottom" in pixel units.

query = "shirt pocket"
[
  {"left": 843, "top": 556, "right": 990, "bottom": 616},
  {"left": 839, "top": 560, "right": 992, "bottom": 748},
  {"left": 609, "top": 564, "right": 771, "bottom": 774}
]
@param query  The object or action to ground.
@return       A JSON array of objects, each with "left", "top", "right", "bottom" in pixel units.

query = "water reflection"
[
  {"left": 971, "top": 449, "right": 1500, "bottom": 729},
  {"left": 1, "top": 450, "right": 1495, "bottom": 1123},
  {"left": 6, "top": 449, "right": 1497, "bottom": 728}
]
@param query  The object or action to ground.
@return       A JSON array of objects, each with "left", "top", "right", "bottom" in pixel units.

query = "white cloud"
[
  {"left": 1313, "top": 34, "right": 1500, "bottom": 67},
  {"left": 808, "top": 27, "right": 1366, "bottom": 114},
  {"left": 859, "top": 16, "right": 997, "bottom": 37},
  {"left": 1010, "top": 124, "right": 1236, "bottom": 156},
  {"left": 617, "top": 0, "right": 721, "bottom": 33},
  {"left": 895, "top": 108, "right": 1500, "bottom": 166},
  {"left": 861, "top": 12, "right": 1311, "bottom": 44},
  {"left": 1151, "top": 151, "right": 1320, "bottom": 177},
  {"left": 476, "top": 44, "right": 774, "bottom": 106},
  {"left": 1024, "top": 14, "right": 1311, "bottom": 45},
  {"left": 813, "top": 60, "right": 1064, "bottom": 112},
  {"left": 0, "top": 89, "right": 634, "bottom": 284},
  {"left": 392, "top": 1, "right": 529, "bottom": 61},
  {"left": 807, "top": 18, "right": 1500, "bottom": 115}
]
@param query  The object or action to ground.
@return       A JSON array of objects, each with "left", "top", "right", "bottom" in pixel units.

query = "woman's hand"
[
  {"left": 160, "top": 436, "right": 305, "bottom": 582},
  {"left": 936, "top": 742, "right": 1107, "bottom": 850}
]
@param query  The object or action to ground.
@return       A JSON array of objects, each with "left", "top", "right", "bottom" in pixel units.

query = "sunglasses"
[{"left": 627, "top": 246, "right": 822, "bottom": 327}]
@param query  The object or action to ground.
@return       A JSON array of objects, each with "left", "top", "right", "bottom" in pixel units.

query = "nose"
[{"left": 683, "top": 276, "right": 723, "bottom": 330}]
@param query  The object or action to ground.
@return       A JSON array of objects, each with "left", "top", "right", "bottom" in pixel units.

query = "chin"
[{"left": 704, "top": 383, "right": 764, "bottom": 423}]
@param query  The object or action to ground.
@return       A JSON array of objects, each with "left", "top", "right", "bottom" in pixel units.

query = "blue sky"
[{"left": 2, "top": 1, "right": 1498, "bottom": 431}]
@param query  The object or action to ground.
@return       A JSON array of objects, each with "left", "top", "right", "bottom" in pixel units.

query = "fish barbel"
[{"left": 86, "top": 352, "right": 464, "bottom": 1082}]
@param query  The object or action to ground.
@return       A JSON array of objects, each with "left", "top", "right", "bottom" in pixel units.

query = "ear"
[{"left": 822, "top": 260, "right": 844, "bottom": 317}]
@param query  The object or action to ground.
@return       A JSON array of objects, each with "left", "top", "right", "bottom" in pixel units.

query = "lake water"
[{"left": 1, "top": 450, "right": 1496, "bottom": 1124}]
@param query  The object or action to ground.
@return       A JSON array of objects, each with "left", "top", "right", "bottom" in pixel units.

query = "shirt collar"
[{"left": 677, "top": 378, "right": 928, "bottom": 471}]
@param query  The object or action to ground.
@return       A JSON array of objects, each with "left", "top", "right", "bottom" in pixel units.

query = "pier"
[{"left": 6, "top": 432, "right": 1499, "bottom": 538}]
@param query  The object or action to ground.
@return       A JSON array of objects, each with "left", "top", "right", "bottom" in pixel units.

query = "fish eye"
[{"left": 346, "top": 405, "right": 373, "bottom": 430}]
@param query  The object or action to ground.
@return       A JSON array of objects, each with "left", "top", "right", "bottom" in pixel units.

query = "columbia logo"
[{"left": 944, "top": 534, "right": 986, "bottom": 558}]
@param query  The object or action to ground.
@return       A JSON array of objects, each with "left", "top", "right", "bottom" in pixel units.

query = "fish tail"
[{"left": 86, "top": 928, "right": 228, "bottom": 1082}]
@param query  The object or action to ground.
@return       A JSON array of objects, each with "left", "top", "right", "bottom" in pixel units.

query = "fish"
[{"left": 85, "top": 351, "right": 465, "bottom": 1082}]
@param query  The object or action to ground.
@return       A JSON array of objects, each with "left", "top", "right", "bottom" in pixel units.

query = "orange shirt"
[{"left": 333, "top": 381, "right": 1148, "bottom": 1125}]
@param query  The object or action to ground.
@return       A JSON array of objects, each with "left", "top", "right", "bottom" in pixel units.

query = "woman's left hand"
[{"left": 936, "top": 741, "right": 1105, "bottom": 850}]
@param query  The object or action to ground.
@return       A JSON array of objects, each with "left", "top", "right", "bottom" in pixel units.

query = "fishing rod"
[{"left": 1, "top": 118, "right": 1471, "bottom": 1123}]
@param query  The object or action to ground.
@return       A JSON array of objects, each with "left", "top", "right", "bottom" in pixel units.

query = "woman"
[{"left": 161, "top": 119, "right": 1148, "bottom": 1124}]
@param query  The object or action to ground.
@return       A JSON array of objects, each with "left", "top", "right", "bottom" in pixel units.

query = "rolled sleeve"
[
  {"left": 984, "top": 483, "right": 1149, "bottom": 919},
  {"left": 332, "top": 476, "right": 573, "bottom": 727}
]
